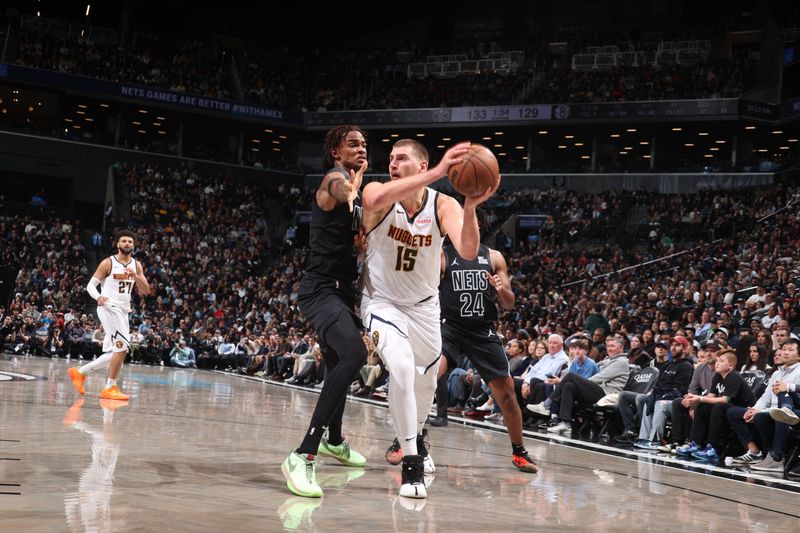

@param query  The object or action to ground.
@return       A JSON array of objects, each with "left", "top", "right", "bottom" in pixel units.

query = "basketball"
[{"left": 447, "top": 144, "right": 500, "bottom": 198}]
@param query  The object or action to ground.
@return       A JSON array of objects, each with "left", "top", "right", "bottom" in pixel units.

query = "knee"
[
  {"left": 389, "top": 360, "right": 415, "bottom": 392},
  {"left": 711, "top": 404, "right": 728, "bottom": 415},
  {"left": 337, "top": 342, "right": 369, "bottom": 372},
  {"left": 491, "top": 381, "right": 515, "bottom": 406}
]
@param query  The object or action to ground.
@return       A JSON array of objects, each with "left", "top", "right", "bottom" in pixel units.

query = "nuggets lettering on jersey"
[
  {"left": 362, "top": 188, "right": 443, "bottom": 306},
  {"left": 101, "top": 256, "right": 137, "bottom": 313},
  {"left": 387, "top": 225, "right": 433, "bottom": 248}
]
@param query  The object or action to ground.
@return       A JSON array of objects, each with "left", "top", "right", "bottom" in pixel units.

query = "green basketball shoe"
[
  {"left": 281, "top": 452, "right": 323, "bottom": 498},
  {"left": 317, "top": 438, "right": 367, "bottom": 467}
]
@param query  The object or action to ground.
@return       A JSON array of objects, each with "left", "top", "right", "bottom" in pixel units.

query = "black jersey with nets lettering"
[
  {"left": 304, "top": 167, "right": 362, "bottom": 286},
  {"left": 439, "top": 243, "right": 497, "bottom": 329}
]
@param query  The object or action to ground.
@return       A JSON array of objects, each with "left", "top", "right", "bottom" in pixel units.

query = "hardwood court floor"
[{"left": 1, "top": 356, "right": 799, "bottom": 532}]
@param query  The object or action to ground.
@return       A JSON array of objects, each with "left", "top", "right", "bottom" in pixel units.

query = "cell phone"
[{"left": 545, "top": 373, "right": 555, "bottom": 379}]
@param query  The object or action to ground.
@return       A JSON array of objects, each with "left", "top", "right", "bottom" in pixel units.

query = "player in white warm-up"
[
  {"left": 359, "top": 139, "right": 497, "bottom": 498},
  {"left": 69, "top": 230, "right": 150, "bottom": 400}
]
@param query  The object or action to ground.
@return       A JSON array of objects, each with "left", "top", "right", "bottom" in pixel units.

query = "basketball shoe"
[
  {"left": 417, "top": 428, "right": 435, "bottom": 474},
  {"left": 386, "top": 429, "right": 434, "bottom": 473},
  {"left": 100, "top": 385, "right": 129, "bottom": 401},
  {"left": 399, "top": 455, "right": 426, "bottom": 499},
  {"left": 68, "top": 367, "right": 86, "bottom": 395},
  {"left": 281, "top": 452, "right": 322, "bottom": 498},
  {"left": 317, "top": 438, "right": 366, "bottom": 467},
  {"left": 512, "top": 450, "right": 539, "bottom": 473},
  {"left": 386, "top": 438, "right": 403, "bottom": 465}
]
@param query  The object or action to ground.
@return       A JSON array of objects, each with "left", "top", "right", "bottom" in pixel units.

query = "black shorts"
[
  {"left": 441, "top": 323, "right": 509, "bottom": 382},
  {"left": 298, "top": 275, "right": 361, "bottom": 345}
]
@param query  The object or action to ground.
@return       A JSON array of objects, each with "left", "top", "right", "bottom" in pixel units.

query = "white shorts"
[
  {"left": 97, "top": 304, "right": 131, "bottom": 353},
  {"left": 360, "top": 294, "right": 441, "bottom": 375}
]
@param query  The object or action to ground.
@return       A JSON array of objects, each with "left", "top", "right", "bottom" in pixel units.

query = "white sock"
[
  {"left": 106, "top": 378, "right": 117, "bottom": 388},
  {"left": 79, "top": 352, "right": 114, "bottom": 375},
  {"left": 387, "top": 359, "right": 418, "bottom": 457},
  {"left": 414, "top": 362, "right": 438, "bottom": 436}
]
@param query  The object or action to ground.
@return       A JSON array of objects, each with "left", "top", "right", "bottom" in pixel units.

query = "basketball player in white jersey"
[
  {"left": 360, "top": 139, "right": 497, "bottom": 498},
  {"left": 69, "top": 230, "right": 150, "bottom": 400}
]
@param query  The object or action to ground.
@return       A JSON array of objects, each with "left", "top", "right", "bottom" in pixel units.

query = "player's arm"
[
  {"left": 133, "top": 260, "right": 151, "bottom": 295},
  {"left": 361, "top": 142, "right": 470, "bottom": 213},
  {"left": 316, "top": 161, "right": 367, "bottom": 212},
  {"left": 86, "top": 258, "right": 111, "bottom": 305},
  {"left": 488, "top": 249, "right": 514, "bottom": 310}
]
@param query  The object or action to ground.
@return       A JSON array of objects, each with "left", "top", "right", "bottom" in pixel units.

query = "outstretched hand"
[
  {"left": 464, "top": 174, "right": 501, "bottom": 209},
  {"left": 437, "top": 142, "right": 472, "bottom": 175},
  {"left": 484, "top": 270, "right": 503, "bottom": 292},
  {"left": 347, "top": 160, "right": 368, "bottom": 212}
]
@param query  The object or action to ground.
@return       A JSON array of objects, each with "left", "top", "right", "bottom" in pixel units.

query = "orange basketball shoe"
[
  {"left": 100, "top": 385, "right": 129, "bottom": 401},
  {"left": 385, "top": 437, "right": 403, "bottom": 465},
  {"left": 512, "top": 451, "right": 539, "bottom": 473},
  {"left": 68, "top": 367, "right": 86, "bottom": 395}
]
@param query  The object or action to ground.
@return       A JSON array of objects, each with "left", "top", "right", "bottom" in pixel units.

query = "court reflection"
[
  {"left": 63, "top": 398, "right": 128, "bottom": 533},
  {"left": 277, "top": 465, "right": 366, "bottom": 531}
]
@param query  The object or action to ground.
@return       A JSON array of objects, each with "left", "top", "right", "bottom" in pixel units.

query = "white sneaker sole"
[
  {"left": 423, "top": 455, "right": 435, "bottom": 474},
  {"left": 526, "top": 404, "right": 550, "bottom": 417},
  {"left": 769, "top": 408, "right": 800, "bottom": 426},
  {"left": 731, "top": 457, "right": 762, "bottom": 465},
  {"left": 281, "top": 460, "right": 322, "bottom": 498},
  {"left": 399, "top": 482, "right": 427, "bottom": 499}
]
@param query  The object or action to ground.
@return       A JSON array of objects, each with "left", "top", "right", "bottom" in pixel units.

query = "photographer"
[
  {"left": 16, "top": 315, "right": 36, "bottom": 355},
  {"left": 64, "top": 318, "right": 86, "bottom": 358},
  {"left": 38, "top": 325, "right": 65, "bottom": 358}
]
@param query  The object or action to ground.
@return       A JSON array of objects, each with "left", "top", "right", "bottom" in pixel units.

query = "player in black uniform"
[
  {"left": 386, "top": 241, "right": 538, "bottom": 473},
  {"left": 281, "top": 125, "right": 369, "bottom": 498}
]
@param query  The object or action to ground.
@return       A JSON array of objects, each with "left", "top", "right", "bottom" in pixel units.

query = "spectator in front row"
[
  {"left": 537, "top": 337, "right": 630, "bottom": 435},
  {"left": 726, "top": 340, "right": 800, "bottom": 470},
  {"left": 525, "top": 337, "right": 598, "bottom": 419},
  {"left": 628, "top": 337, "right": 695, "bottom": 449},
  {"left": 517, "top": 334, "right": 569, "bottom": 408},
  {"left": 170, "top": 339, "right": 197, "bottom": 368},
  {"left": 678, "top": 350, "right": 756, "bottom": 462},
  {"left": 668, "top": 341, "right": 721, "bottom": 449}
]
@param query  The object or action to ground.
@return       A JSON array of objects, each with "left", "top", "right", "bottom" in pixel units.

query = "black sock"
[
  {"left": 294, "top": 447, "right": 314, "bottom": 458},
  {"left": 512, "top": 443, "right": 526, "bottom": 456},
  {"left": 326, "top": 433, "right": 344, "bottom": 447}
]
